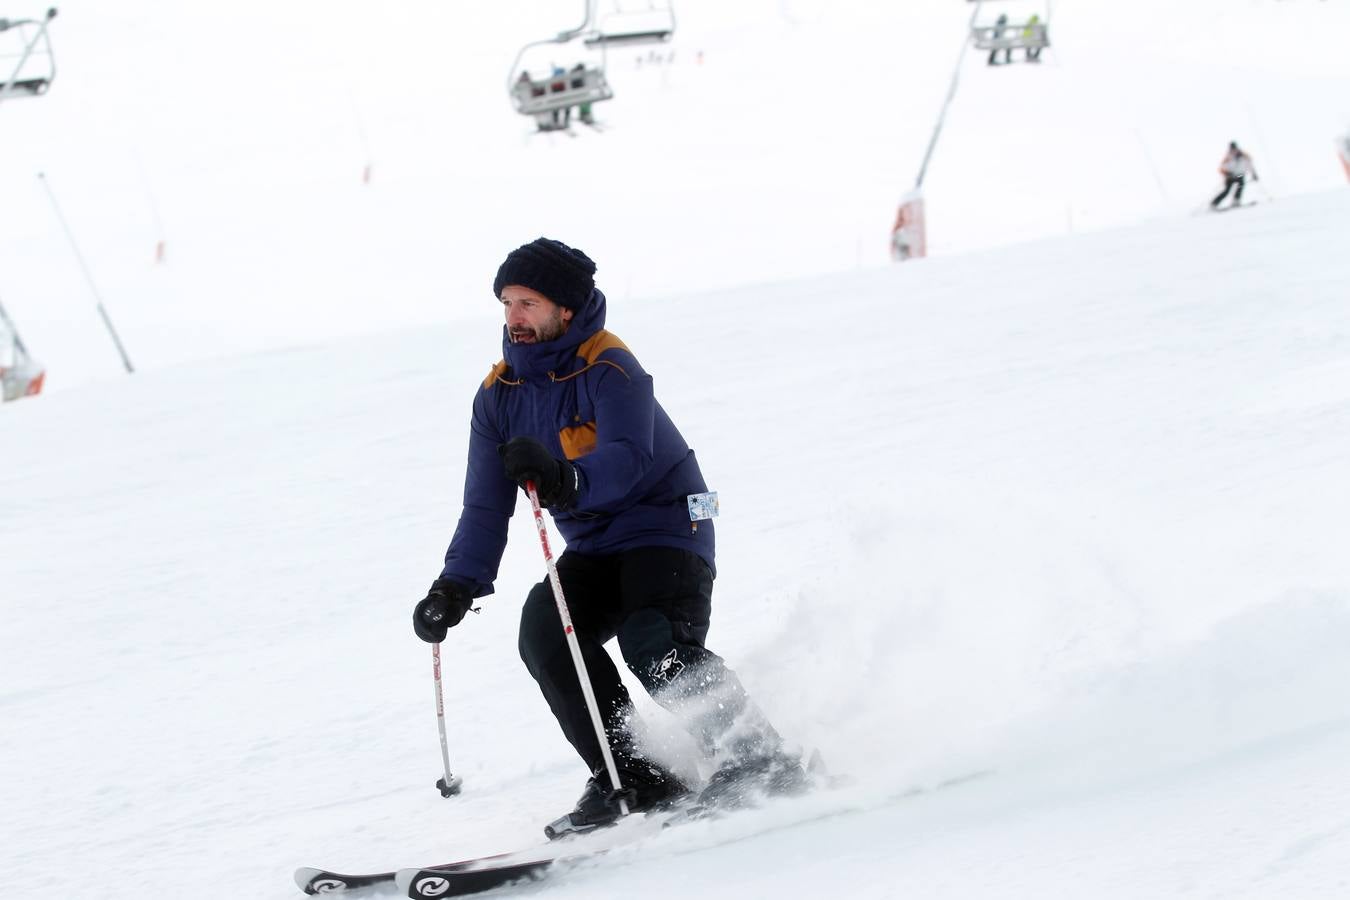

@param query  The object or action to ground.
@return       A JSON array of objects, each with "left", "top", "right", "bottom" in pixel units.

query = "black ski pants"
[
  {"left": 1212, "top": 175, "right": 1246, "bottom": 207},
  {"left": 518, "top": 546, "right": 731, "bottom": 772}
]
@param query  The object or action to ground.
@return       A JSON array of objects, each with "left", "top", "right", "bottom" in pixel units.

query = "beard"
[{"left": 510, "top": 308, "right": 569, "bottom": 344}]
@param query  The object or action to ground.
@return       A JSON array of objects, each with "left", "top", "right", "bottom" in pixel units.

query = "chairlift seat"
[
  {"left": 1, "top": 9, "right": 58, "bottom": 103},
  {"left": 582, "top": 29, "right": 673, "bottom": 48},
  {"left": 513, "top": 66, "right": 613, "bottom": 117},
  {"left": 0, "top": 76, "right": 49, "bottom": 97},
  {"left": 971, "top": 22, "right": 1049, "bottom": 51},
  {"left": 582, "top": 3, "right": 676, "bottom": 48}
]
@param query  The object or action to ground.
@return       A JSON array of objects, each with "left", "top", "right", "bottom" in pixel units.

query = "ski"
[
  {"left": 1193, "top": 200, "right": 1258, "bottom": 217},
  {"left": 298, "top": 800, "right": 691, "bottom": 895},
  {"left": 396, "top": 848, "right": 607, "bottom": 899},
  {"left": 298, "top": 763, "right": 982, "bottom": 897},
  {"left": 390, "top": 788, "right": 830, "bottom": 897},
  {"left": 294, "top": 807, "right": 675, "bottom": 895},
  {"left": 295, "top": 848, "right": 528, "bottom": 894},
  {"left": 296, "top": 865, "right": 399, "bottom": 893},
  {"left": 297, "top": 755, "right": 866, "bottom": 896},
  {"left": 388, "top": 770, "right": 989, "bottom": 897}
]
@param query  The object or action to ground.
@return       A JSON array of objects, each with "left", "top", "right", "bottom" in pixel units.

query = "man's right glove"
[
  {"left": 413, "top": 578, "right": 474, "bottom": 643},
  {"left": 497, "top": 436, "right": 579, "bottom": 509}
]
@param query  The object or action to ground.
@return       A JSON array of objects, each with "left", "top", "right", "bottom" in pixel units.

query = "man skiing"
[
  {"left": 1211, "top": 141, "right": 1259, "bottom": 210},
  {"left": 413, "top": 237, "right": 806, "bottom": 837}
]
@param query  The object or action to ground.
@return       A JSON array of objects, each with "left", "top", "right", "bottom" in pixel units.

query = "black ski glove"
[
  {"left": 498, "top": 437, "right": 579, "bottom": 509},
  {"left": 413, "top": 578, "right": 474, "bottom": 643}
]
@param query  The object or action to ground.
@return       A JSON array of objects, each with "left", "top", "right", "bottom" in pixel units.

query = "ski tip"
[
  {"left": 397, "top": 867, "right": 458, "bottom": 899},
  {"left": 295, "top": 867, "right": 362, "bottom": 894},
  {"left": 294, "top": 866, "right": 396, "bottom": 894},
  {"left": 395, "top": 867, "right": 436, "bottom": 895}
]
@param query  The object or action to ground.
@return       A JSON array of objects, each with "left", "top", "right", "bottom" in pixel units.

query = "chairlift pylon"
[{"left": 0, "top": 7, "right": 57, "bottom": 105}]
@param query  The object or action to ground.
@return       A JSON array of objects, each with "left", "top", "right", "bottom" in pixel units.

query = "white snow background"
[{"left": 3, "top": 0, "right": 1350, "bottom": 898}]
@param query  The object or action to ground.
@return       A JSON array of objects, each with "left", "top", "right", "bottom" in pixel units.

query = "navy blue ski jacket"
[{"left": 439, "top": 288, "right": 714, "bottom": 597}]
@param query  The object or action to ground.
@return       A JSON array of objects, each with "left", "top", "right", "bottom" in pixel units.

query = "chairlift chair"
[
  {"left": 970, "top": 21, "right": 1049, "bottom": 54},
  {"left": 0, "top": 7, "right": 57, "bottom": 103},
  {"left": 967, "top": 0, "right": 1050, "bottom": 55},
  {"left": 509, "top": 52, "right": 613, "bottom": 124},
  {"left": 507, "top": 16, "right": 614, "bottom": 130},
  {"left": 583, "top": 0, "right": 676, "bottom": 47}
]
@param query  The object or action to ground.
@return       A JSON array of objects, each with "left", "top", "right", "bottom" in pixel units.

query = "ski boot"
[{"left": 544, "top": 757, "right": 691, "bottom": 840}]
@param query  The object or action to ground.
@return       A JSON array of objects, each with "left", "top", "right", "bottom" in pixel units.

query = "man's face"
[{"left": 501, "top": 285, "right": 573, "bottom": 344}]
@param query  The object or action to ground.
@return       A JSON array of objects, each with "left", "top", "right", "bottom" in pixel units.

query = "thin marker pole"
[{"left": 36, "top": 172, "right": 135, "bottom": 373}]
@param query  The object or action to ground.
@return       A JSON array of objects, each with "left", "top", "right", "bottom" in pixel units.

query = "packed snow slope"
[
  {"left": 2, "top": 0, "right": 1347, "bottom": 389},
  {"left": 4, "top": 188, "right": 1350, "bottom": 899}
]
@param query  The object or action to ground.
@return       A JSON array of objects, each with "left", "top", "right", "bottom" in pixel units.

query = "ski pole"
[
  {"left": 431, "top": 643, "right": 463, "bottom": 797},
  {"left": 524, "top": 481, "right": 630, "bottom": 817}
]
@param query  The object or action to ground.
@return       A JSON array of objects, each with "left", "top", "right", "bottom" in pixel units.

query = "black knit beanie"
[{"left": 492, "top": 237, "right": 597, "bottom": 312}]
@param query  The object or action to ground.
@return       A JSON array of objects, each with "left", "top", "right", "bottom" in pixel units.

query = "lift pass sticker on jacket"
[{"left": 687, "top": 491, "right": 719, "bottom": 521}]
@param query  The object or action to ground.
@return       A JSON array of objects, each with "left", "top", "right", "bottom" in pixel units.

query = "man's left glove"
[
  {"left": 413, "top": 578, "right": 474, "bottom": 643},
  {"left": 498, "top": 437, "right": 579, "bottom": 509}
]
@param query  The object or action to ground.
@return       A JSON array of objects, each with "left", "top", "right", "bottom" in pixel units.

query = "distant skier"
[
  {"left": 412, "top": 237, "right": 808, "bottom": 837},
  {"left": 987, "top": 13, "right": 1011, "bottom": 65},
  {"left": 1211, "top": 141, "right": 1259, "bottom": 210},
  {"left": 547, "top": 65, "right": 570, "bottom": 130},
  {"left": 1023, "top": 14, "right": 1045, "bottom": 62}
]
